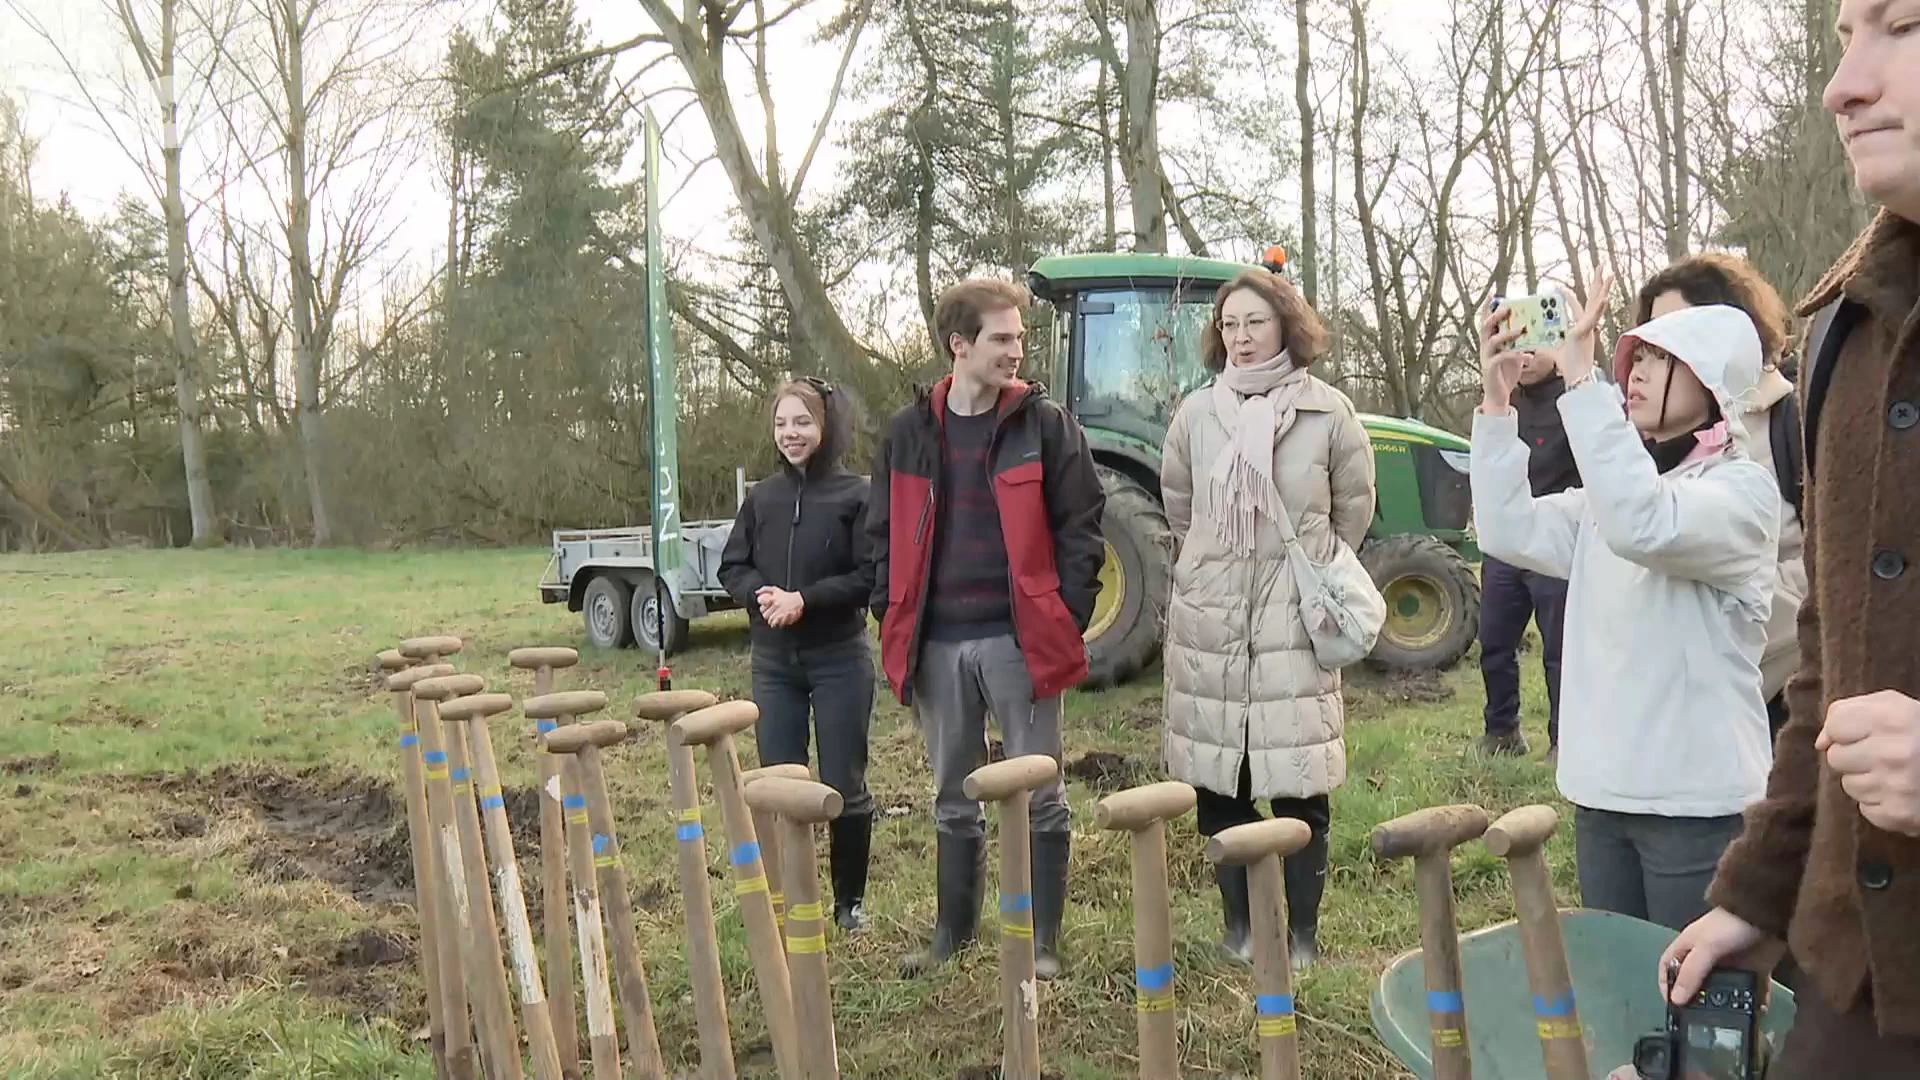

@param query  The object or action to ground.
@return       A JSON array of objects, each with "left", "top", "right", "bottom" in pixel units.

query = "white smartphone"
[{"left": 1489, "top": 292, "right": 1570, "bottom": 352}]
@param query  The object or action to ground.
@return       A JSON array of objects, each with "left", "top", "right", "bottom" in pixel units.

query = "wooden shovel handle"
[
  {"left": 1096, "top": 781, "right": 1196, "bottom": 832},
  {"left": 400, "top": 635, "right": 464, "bottom": 659},
  {"left": 509, "top": 646, "right": 579, "bottom": 670},
  {"left": 962, "top": 754, "right": 1057, "bottom": 801},
  {"left": 1371, "top": 805, "right": 1491, "bottom": 859},
  {"left": 633, "top": 690, "right": 719, "bottom": 722},
  {"left": 1484, "top": 805, "right": 1559, "bottom": 858},
  {"left": 1206, "top": 817, "right": 1312, "bottom": 866},
  {"left": 743, "top": 776, "right": 842, "bottom": 824},
  {"left": 386, "top": 663, "right": 456, "bottom": 692},
  {"left": 414, "top": 673, "right": 486, "bottom": 702},
  {"left": 671, "top": 700, "right": 759, "bottom": 746},
  {"left": 540, "top": 719, "right": 632, "bottom": 755},
  {"left": 523, "top": 690, "right": 609, "bottom": 720}
]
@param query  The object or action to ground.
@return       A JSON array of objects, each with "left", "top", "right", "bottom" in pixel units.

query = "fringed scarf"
[{"left": 1206, "top": 352, "right": 1309, "bottom": 556}]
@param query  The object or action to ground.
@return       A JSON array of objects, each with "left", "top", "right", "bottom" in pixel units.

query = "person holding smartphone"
[
  {"left": 718, "top": 377, "right": 875, "bottom": 931},
  {"left": 1471, "top": 267, "right": 1779, "bottom": 932}
]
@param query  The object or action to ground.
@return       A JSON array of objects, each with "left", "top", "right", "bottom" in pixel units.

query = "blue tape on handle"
[
  {"left": 675, "top": 822, "right": 704, "bottom": 842},
  {"left": 1135, "top": 962, "right": 1174, "bottom": 992},
  {"left": 423, "top": 750, "right": 448, "bottom": 765},
  {"left": 1428, "top": 991, "right": 1465, "bottom": 1014},
  {"left": 450, "top": 767, "right": 471, "bottom": 782},
  {"left": 999, "top": 892, "right": 1033, "bottom": 913},
  {"left": 400, "top": 733, "right": 419, "bottom": 748},
  {"left": 480, "top": 795, "right": 504, "bottom": 810},
  {"left": 1257, "top": 994, "right": 1295, "bottom": 1016},
  {"left": 593, "top": 834, "right": 613, "bottom": 855},
  {"left": 1534, "top": 991, "right": 1576, "bottom": 1017},
  {"left": 536, "top": 720, "right": 558, "bottom": 733},
  {"left": 730, "top": 841, "right": 761, "bottom": 866},
  {"left": 562, "top": 794, "right": 587, "bottom": 809}
]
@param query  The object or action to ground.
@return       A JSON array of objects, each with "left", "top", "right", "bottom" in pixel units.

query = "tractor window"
[{"left": 1074, "top": 288, "right": 1215, "bottom": 431}]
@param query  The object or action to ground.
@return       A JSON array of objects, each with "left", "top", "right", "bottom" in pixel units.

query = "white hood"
[{"left": 1611, "top": 304, "right": 1765, "bottom": 425}]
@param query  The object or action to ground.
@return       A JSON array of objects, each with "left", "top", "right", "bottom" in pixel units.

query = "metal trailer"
[{"left": 537, "top": 520, "right": 743, "bottom": 655}]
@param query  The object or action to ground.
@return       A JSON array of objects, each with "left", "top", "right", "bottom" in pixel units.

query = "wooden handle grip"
[
  {"left": 670, "top": 700, "right": 759, "bottom": 746},
  {"left": 523, "top": 690, "right": 609, "bottom": 720},
  {"left": 399, "top": 635, "right": 463, "bottom": 659},
  {"left": 633, "top": 690, "right": 720, "bottom": 722},
  {"left": 1094, "top": 781, "right": 1197, "bottom": 832},
  {"left": 1206, "top": 817, "right": 1312, "bottom": 866},
  {"left": 743, "top": 776, "right": 843, "bottom": 823},
  {"left": 740, "top": 763, "right": 810, "bottom": 785},
  {"left": 1484, "top": 804, "right": 1559, "bottom": 858},
  {"left": 376, "top": 649, "right": 410, "bottom": 672},
  {"left": 437, "top": 693, "right": 514, "bottom": 723},
  {"left": 412, "top": 673, "right": 485, "bottom": 702},
  {"left": 540, "top": 719, "right": 632, "bottom": 755},
  {"left": 385, "top": 663, "right": 455, "bottom": 692},
  {"left": 1371, "top": 804, "right": 1491, "bottom": 859},
  {"left": 962, "top": 754, "right": 1058, "bottom": 801},
  {"left": 508, "top": 646, "right": 579, "bottom": 670}
]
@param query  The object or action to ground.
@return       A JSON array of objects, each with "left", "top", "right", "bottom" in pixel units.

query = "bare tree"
[{"left": 1294, "top": 0, "right": 1316, "bottom": 304}]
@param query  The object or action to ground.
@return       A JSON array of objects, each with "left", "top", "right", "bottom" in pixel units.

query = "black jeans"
[
  {"left": 1193, "top": 759, "right": 1331, "bottom": 842},
  {"left": 1478, "top": 556, "right": 1568, "bottom": 745},
  {"left": 1571, "top": 806, "right": 1743, "bottom": 932},
  {"left": 750, "top": 634, "right": 875, "bottom": 819}
]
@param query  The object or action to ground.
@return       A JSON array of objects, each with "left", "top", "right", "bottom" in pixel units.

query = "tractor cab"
[{"left": 1026, "top": 250, "right": 1483, "bottom": 687}]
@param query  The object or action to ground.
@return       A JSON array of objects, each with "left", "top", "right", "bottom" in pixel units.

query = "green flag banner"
[{"left": 644, "top": 110, "right": 684, "bottom": 577}]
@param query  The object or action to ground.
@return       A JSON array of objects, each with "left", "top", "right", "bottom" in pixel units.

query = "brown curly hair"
[
  {"left": 1634, "top": 252, "right": 1790, "bottom": 367},
  {"left": 1200, "top": 269, "right": 1329, "bottom": 372}
]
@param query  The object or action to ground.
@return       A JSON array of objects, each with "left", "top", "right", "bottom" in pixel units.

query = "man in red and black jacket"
[{"left": 869, "top": 278, "right": 1105, "bottom": 980}]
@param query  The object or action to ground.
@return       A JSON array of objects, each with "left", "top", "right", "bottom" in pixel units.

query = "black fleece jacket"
[{"left": 718, "top": 397, "right": 873, "bottom": 649}]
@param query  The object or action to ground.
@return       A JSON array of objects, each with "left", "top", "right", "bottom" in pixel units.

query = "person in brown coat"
[{"left": 1658, "top": 1, "right": 1920, "bottom": 1074}]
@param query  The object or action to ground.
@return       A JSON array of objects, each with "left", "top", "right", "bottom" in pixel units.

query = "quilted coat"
[{"left": 1159, "top": 374, "right": 1376, "bottom": 800}]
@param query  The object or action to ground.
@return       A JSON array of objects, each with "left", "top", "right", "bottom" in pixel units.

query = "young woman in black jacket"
[{"left": 718, "top": 377, "right": 876, "bottom": 929}]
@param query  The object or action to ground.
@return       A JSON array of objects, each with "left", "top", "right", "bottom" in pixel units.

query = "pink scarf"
[{"left": 1207, "top": 353, "right": 1309, "bottom": 556}]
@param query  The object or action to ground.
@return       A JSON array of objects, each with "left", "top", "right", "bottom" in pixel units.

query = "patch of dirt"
[
  {"left": 1352, "top": 667, "right": 1455, "bottom": 705},
  {"left": 59, "top": 698, "right": 152, "bottom": 729},
  {"left": 334, "top": 927, "right": 413, "bottom": 968},
  {"left": 105, "top": 640, "right": 181, "bottom": 678},
  {"left": 1, "top": 752, "right": 59, "bottom": 776},
  {"left": 1064, "top": 750, "right": 1149, "bottom": 794},
  {"left": 14, "top": 783, "right": 33, "bottom": 798}
]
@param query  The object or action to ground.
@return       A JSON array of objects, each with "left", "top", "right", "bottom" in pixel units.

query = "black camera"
[{"left": 1630, "top": 966, "right": 1764, "bottom": 1080}]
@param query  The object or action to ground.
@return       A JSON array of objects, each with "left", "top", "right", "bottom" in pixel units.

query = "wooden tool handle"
[
  {"left": 962, "top": 754, "right": 1058, "bottom": 801},
  {"left": 377, "top": 648, "right": 411, "bottom": 672},
  {"left": 523, "top": 690, "right": 610, "bottom": 720},
  {"left": 413, "top": 673, "right": 486, "bottom": 702},
  {"left": 633, "top": 689, "right": 719, "bottom": 722},
  {"left": 386, "top": 663, "right": 456, "bottom": 692},
  {"left": 1206, "top": 818, "right": 1312, "bottom": 867},
  {"left": 438, "top": 693, "right": 515, "bottom": 723},
  {"left": 1371, "top": 804, "right": 1490, "bottom": 859},
  {"left": 510, "top": 646, "right": 579, "bottom": 670},
  {"left": 400, "top": 635, "right": 464, "bottom": 659},
  {"left": 539, "top": 719, "right": 631, "bottom": 755},
  {"left": 740, "top": 763, "right": 810, "bottom": 785},
  {"left": 1096, "top": 781, "right": 1196, "bottom": 832},
  {"left": 743, "top": 776, "right": 843, "bottom": 824},
  {"left": 1484, "top": 805, "right": 1559, "bottom": 858},
  {"left": 670, "top": 700, "right": 759, "bottom": 746}
]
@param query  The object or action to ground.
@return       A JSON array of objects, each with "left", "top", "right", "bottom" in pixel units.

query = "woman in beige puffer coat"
[{"left": 1160, "top": 269, "right": 1376, "bottom": 970}]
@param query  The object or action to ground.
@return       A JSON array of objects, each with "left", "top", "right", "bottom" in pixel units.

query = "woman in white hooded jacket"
[{"left": 1472, "top": 270, "right": 1780, "bottom": 931}]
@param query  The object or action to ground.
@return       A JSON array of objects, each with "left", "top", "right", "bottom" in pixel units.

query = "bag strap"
[
  {"left": 1768, "top": 392, "right": 1803, "bottom": 519},
  {"left": 1801, "top": 297, "right": 1865, "bottom": 481}
]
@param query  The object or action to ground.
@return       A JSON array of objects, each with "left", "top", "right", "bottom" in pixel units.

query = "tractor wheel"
[
  {"left": 1082, "top": 468, "right": 1173, "bottom": 690},
  {"left": 1359, "top": 535, "right": 1480, "bottom": 670}
]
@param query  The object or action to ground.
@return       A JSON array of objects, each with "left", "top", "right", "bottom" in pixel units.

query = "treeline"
[{"left": 0, "top": 0, "right": 1870, "bottom": 551}]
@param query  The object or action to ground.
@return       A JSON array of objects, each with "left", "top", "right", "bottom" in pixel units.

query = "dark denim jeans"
[
  {"left": 750, "top": 634, "right": 875, "bottom": 819},
  {"left": 1478, "top": 555, "right": 1568, "bottom": 745}
]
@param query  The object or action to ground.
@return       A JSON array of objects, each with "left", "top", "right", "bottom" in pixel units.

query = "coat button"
[
  {"left": 1860, "top": 861, "right": 1894, "bottom": 891},
  {"left": 1872, "top": 549, "right": 1907, "bottom": 580},
  {"left": 1892, "top": 401, "right": 1920, "bottom": 430}
]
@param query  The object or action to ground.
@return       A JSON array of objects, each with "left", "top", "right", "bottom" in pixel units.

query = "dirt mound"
[
  {"left": 1064, "top": 750, "right": 1149, "bottom": 794},
  {"left": 1, "top": 752, "right": 59, "bottom": 775},
  {"left": 1351, "top": 667, "right": 1456, "bottom": 706}
]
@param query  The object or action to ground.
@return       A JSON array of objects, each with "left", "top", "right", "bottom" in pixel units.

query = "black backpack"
[{"left": 1767, "top": 392, "right": 1803, "bottom": 519}]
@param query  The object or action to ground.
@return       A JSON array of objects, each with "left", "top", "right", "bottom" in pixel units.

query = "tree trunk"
[
  {"left": 1121, "top": 0, "right": 1165, "bottom": 252},
  {"left": 1294, "top": 0, "right": 1317, "bottom": 305},
  {"left": 282, "top": 0, "right": 331, "bottom": 544},
  {"left": 1667, "top": 0, "right": 1689, "bottom": 259},
  {"left": 1097, "top": 61, "right": 1116, "bottom": 251},
  {"left": 155, "top": 0, "right": 219, "bottom": 546}
]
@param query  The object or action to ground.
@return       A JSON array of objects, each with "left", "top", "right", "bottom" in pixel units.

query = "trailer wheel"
[
  {"left": 582, "top": 574, "right": 635, "bottom": 650},
  {"left": 631, "top": 569, "right": 690, "bottom": 657}
]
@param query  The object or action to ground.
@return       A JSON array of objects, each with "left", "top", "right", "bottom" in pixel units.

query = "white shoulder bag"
[{"left": 1268, "top": 492, "right": 1385, "bottom": 670}]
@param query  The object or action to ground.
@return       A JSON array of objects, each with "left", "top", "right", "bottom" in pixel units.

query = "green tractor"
[{"left": 1026, "top": 250, "right": 1482, "bottom": 689}]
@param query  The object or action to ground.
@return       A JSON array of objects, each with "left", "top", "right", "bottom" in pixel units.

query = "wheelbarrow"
[{"left": 1371, "top": 909, "right": 1798, "bottom": 1079}]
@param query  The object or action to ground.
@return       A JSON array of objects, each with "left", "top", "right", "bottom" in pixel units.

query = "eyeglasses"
[{"left": 1217, "top": 315, "right": 1274, "bottom": 337}]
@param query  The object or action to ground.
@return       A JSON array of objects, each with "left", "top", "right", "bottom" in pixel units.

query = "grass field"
[{"left": 0, "top": 548, "right": 1573, "bottom": 1080}]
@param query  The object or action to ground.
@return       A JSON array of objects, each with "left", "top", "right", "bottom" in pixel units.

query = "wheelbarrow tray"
[{"left": 1370, "top": 909, "right": 1797, "bottom": 1079}]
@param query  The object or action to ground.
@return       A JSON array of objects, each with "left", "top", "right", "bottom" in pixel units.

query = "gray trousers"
[
  {"left": 913, "top": 634, "right": 1068, "bottom": 838},
  {"left": 1573, "top": 805, "right": 1744, "bottom": 932}
]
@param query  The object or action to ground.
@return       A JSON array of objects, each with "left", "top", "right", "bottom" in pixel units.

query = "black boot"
[
  {"left": 898, "top": 831, "right": 984, "bottom": 977},
  {"left": 1215, "top": 863, "right": 1253, "bottom": 964},
  {"left": 1283, "top": 828, "right": 1329, "bottom": 972},
  {"left": 828, "top": 814, "right": 872, "bottom": 931},
  {"left": 1030, "top": 831, "right": 1070, "bottom": 981}
]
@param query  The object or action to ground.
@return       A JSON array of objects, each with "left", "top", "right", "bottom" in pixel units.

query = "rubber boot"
[
  {"left": 828, "top": 813, "right": 871, "bottom": 931},
  {"left": 1215, "top": 863, "right": 1253, "bottom": 964},
  {"left": 1284, "top": 828, "right": 1329, "bottom": 973},
  {"left": 898, "top": 831, "right": 985, "bottom": 977},
  {"left": 1030, "top": 831, "right": 1070, "bottom": 981}
]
